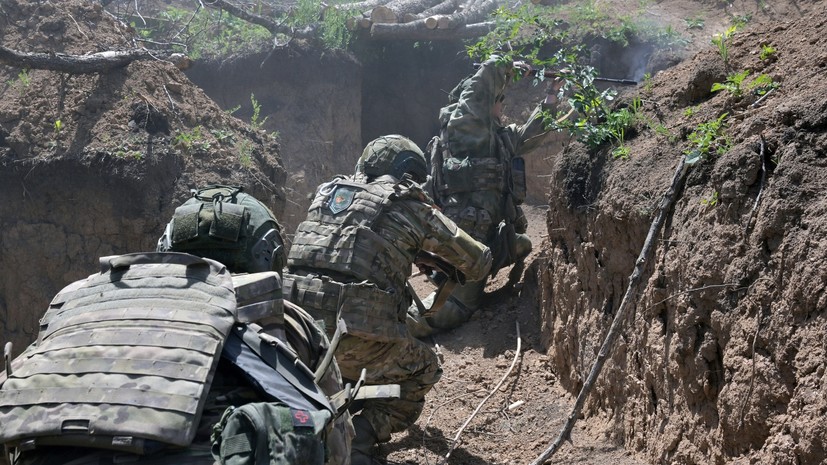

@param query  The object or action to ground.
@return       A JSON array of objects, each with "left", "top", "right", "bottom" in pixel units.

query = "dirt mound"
[{"left": 0, "top": 0, "right": 286, "bottom": 352}]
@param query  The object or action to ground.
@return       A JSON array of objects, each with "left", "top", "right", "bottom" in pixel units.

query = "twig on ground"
[
  {"left": 66, "top": 12, "right": 89, "bottom": 39},
  {"left": 440, "top": 322, "right": 522, "bottom": 465},
  {"left": 750, "top": 88, "right": 775, "bottom": 108}
]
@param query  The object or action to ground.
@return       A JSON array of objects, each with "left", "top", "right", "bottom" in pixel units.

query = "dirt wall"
[{"left": 535, "top": 13, "right": 827, "bottom": 465}]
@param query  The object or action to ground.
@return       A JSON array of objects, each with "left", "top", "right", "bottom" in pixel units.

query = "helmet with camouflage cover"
[
  {"left": 157, "top": 185, "right": 285, "bottom": 274},
  {"left": 355, "top": 134, "right": 427, "bottom": 183}
]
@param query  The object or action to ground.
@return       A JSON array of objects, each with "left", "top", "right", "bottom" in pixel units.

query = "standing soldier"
[
  {"left": 408, "top": 56, "right": 563, "bottom": 338},
  {"left": 283, "top": 135, "right": 492, "bottom": 465}
]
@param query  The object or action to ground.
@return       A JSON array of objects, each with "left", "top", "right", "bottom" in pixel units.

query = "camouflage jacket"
[
  {"left": 285, "top": 175, "right": 492, "bottom": 340},
  {"left": 439, "top": 57, "right": 551, "bottom": 164}
]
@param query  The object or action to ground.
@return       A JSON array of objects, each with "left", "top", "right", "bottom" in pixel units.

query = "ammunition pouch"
[
  {"left": 282, "top": 273, "right": 407, "bottom": 342},
  {"left": 439, "top": 157, "right": 504, "bottom": 196}
]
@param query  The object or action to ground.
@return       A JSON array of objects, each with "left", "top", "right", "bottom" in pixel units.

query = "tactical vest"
[
  {"left": 287, "top": 177, "right": 415, "bottom": 293},
  {"left": 430, "top": 127, "right": 527, "bottom": 205},
  {"left": 286, "top": 176, "right": 420, "bottom": 342},
  {"left": 0, "top": 252, "right": 332, "bottom": 460}
]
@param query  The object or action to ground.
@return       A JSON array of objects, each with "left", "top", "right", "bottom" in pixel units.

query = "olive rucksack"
[
  {"left": 211, "top": 402, "right": 331, "bottom": 465},
  {"left": 158, "top": 185, "right": 286, "bottom": 274}
]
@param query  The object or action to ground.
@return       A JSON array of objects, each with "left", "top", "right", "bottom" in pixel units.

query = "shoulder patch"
[{"left": 328, "top": 185, "right": 358, "bottom": 214}]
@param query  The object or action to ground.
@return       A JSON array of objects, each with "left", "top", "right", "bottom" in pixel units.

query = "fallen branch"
[
  {"left": 206, "top": 0, "right": 315, "bottom": 38},
  {"left": 441, "top": 322, "right": 522, "bottom": 465},
  {"left": 0, "top": 45, "right": 170, "bottom": 74},
  {"left": 529, "top": 155, "right": 690, "bottom": 465},
  {"left": 743, "top": 134, "right": 768, "bottom": 236}
]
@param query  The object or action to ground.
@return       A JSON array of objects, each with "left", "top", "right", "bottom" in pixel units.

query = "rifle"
[{"left": 473, "top": 62, "right": 638, "bottom": 86}]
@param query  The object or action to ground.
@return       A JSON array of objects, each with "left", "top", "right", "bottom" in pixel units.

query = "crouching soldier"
[{"left": 283, "top": 135, "right": 492, "bottom": 465}]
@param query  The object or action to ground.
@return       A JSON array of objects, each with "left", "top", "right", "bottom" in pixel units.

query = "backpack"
[
  {"left": 210, "top": 402, "right": 331, "bottom": 465},
  {"left": 158, "top": 185, "right": 286, "bottom": 274},
  {"left": 0, "top": 252, "right": 339, "bottom": 465}
]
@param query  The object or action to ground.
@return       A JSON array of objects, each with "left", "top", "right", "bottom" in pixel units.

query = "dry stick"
[
  {"left": 743, "top": 134, "right": 767, "bottom": 236},
  {"left": 529, "top": 155, "right": 690, "bottom": 465},
  {"left": 441, "top": 322, "right": 522, "bottom": 465},
  {"left": 738, "top": 311, "right": 762, "bottom": 431}
]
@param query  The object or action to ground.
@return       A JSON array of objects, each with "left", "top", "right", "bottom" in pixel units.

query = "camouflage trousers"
[{"left": 334, "top": 333, "right": 442, "bottom": 442}]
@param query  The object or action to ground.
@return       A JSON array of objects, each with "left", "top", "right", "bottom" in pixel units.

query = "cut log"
[
  {"left": 383, "top": 0, "right": 443, "bottom": 22},
  {"left": 419, "top": 0, "right": 459, "bottom": 18},
  {"left": 333, "top": 0, "right": 387, "bottom": 13},
  {"left": 370, "top": 19, "right": 493, "bottom": 40},
  {"left": 425, "top": 15, "right": 445, "bottom": 29},
  {"left": 438, "top": 0, "right": 498, "bottom": 29},
  {"left": 370, "top": 5, "right": 398, "bottom": 23},
  {"left": 0, "top": 45, "right": 169, "bottom": 74}
]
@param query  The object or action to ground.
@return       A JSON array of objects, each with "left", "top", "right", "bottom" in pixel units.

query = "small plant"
[
  {"left": 249, "top": 93, "right": 268, "bottom": 131},
  {"left": 748, "top": 73, "right": 779, "bottom": 96},
  {"left": 238, "top": 140, "right": 254, "bottom": 167},
  {"left": 53, "top": 119, "right": 63, "bottom": 136},
  {"left": 642, "top": 72, "right": 653, "bottom": 92},
  {"left": 685, "top": 17, "right": 705, "bottom": 30},
  {"left": 711, "top": 25, "right": 738, "bottom": 71},
  {"left": 701, "top": 190, "right": 719, "bottom": 207},
  {"left": 683, "top": 106, "right": 698, "bottom": 117},
  {"left": 174, "top": 126, "right": 211, "bottom": 154},
  {"left": 711, "top": 69, "right": 750, "bottom": 98},
  {"left": 210, "top": 129, "right": 235, "bottom": 145},
  {"left": 684, "top": 113, "right": 731, "bottom": 164},
  {"left": 731, "top": 14, "right": 751, "bottom": 29},
  {"left": 759, "top": 44, "right": 777, "bottom": 61},
  {"left": 17, "top": 69, "right": 31, "bottom": 87}
]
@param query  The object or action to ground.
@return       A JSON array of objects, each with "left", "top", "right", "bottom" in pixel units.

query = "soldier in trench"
[
  {"left": 407, "top": 56, "right": 565, "bottom": 338},
  {"left": 282, "top": 134, "right": 492, "bottom": 465}
]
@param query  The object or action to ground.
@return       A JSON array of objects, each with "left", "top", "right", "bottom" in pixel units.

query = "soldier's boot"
[
  {"left": 505, "top": 257, "right": 525, "bottom": 291},
  {"left": 505, "top": 234, "right": 532, "bottom": 291},
  {"left": 351, "top": 415, "right": 380, "bottom": 465}
]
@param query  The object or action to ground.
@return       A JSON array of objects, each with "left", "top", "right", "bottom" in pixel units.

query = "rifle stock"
[{"left": 472, "top": 62, "right": 638, "bottom": 85}]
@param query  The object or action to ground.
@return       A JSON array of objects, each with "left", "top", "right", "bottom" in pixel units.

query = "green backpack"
[{"left": 211, "top": 402, "right": 332, "bottom": 465}]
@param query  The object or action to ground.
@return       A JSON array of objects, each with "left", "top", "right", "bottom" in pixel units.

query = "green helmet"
[
  {"left": 355, "top": 134, "right": 427, "bottom": 183},
  {"left": 157, "top": 185, "right": 285, "bottom": 274}
]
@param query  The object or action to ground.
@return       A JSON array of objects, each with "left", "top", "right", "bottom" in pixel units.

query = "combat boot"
[{"left": 350, "top": 415, "right": 379, "bottom": 465}]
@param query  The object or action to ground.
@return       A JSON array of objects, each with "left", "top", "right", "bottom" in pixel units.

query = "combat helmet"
[
  {"left": 157, "top": 185, "right": 285, "bottom": 274},
  {"left": 355, "top": 134, "right": 427, "bottom": 183}
]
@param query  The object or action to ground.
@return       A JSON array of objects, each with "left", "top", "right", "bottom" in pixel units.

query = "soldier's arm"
[
  {"left": 443, "top": 57, "right": 510, "bottom": 158},
  {"left": 417, "top": 205, "right": 492, "bottom": 282}
]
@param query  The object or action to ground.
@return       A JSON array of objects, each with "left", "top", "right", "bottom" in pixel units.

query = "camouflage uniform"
[
  {"left": 284, "top": 136, "right": 491, "bottom": 454},
  {"left": 2, "top": 186, "right": 351, "bottom": 465},
  {"left": 410, "top": 57, "right": 554, "bottom": 335}
]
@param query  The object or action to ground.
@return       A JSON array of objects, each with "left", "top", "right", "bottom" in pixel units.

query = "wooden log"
[
  {"left": 383, "top": 0, "right": 442, "bottom": 21},
  {"left": 370, "top": 5, "right": 398, "bottom": 23},
  {"left": 0, "top": 45, "right": 169, "bottom": 74},
  {"left": 438, "top": 0, "right": 497, "bottom": 29},
  {"left": 424, "top": 15, "right": 444, "bottom": 29},
  {"left": 419, "top": 0, "right": 458, "bottom": 18},
  {"left": 370, "top": 19, "right": 493, "bottom": 40}
]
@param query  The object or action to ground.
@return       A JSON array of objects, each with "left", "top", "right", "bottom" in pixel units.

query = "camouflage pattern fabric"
[
  {"left": 415, "top": 57, "right": 553, "bottom": 334},
  {"left": 287, "top": 174, "right": 491, "bottom": 442},
  {"left": 4, "top": 259, "right": 351, "bottom": 465}
]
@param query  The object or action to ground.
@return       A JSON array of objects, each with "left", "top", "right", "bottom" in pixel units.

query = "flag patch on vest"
[{"left": 328, "top": 186, "right": 357, "bottom": 214}]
